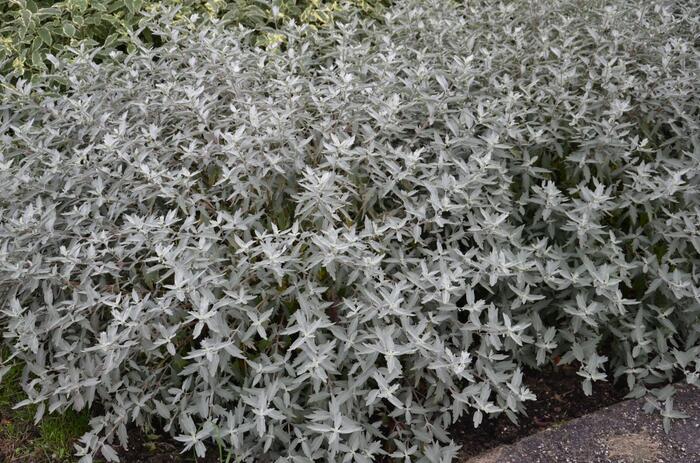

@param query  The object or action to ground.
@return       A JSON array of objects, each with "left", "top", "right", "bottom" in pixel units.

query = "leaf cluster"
[{"left": 0, "top": 0, "right": 698, "bottom": 461}]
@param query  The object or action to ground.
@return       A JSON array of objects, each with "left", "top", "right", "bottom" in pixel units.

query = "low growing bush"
[{"left": 1, "top": 0, "right": 699, "bottom": 461}]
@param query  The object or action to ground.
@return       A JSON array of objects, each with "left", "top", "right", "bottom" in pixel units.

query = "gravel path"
[{"left": 464, "top": 384, "right": 700, "bottom": 463}]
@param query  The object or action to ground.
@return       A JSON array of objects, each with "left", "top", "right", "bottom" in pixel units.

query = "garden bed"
[{"left": 1, "top": 0, "right": 698, "bottom": 462}]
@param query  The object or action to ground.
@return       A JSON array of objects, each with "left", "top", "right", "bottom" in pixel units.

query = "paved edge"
[{"left": 463, "top": 384, "right": 700, "bottom": 463}]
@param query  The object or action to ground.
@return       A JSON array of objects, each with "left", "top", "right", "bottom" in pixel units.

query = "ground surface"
[
  {"left": 453, "top": 364, "right": 628, "bottom": 459},
  {"left": 0, "top": 356, "right": 90, "bottom": 463},
  {"left": 462, "top": 383, "right": 700, "bottom": 463},
  {"left": 113, "top": 427, "right": 219, "bottom": 463}
]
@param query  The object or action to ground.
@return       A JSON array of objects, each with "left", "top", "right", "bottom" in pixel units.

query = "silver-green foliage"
[{"left": 1, "top": 0, "right": 699, "bottom": 461}]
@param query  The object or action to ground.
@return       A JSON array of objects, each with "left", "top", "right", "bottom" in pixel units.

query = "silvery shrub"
[{"left": 1, "top": 0, "right": 698, "bottom": 461}]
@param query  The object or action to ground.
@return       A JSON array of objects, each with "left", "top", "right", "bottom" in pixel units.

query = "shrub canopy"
[{"left": 1, "top": 0, "right": 699, "bottom": 462}]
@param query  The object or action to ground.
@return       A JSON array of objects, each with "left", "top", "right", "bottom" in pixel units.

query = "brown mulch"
[{"left": 451, "top": 363, "right": 629, "bottom": 461}]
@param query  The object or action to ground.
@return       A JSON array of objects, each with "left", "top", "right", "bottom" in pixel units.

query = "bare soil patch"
[{"left": 604, "top": 432, "right": 662, "bottom": 463}]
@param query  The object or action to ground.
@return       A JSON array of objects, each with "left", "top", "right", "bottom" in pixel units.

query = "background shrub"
[
  {"left": 0, "top": 0, "right": 387, "bottom": 78},
  {"left": 1, "top": 0, "right": 699, "bottom": 461}
]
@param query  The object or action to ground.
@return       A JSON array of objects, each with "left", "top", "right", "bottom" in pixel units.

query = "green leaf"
[
  {"left": 25, "top": 0, "right": 38, "bottom": 14},
  {"left": 104, "top": 33, "right": 120, "bottom": 48},
  {"left": 20, "top": 9, "right": 33, "bottom": 28},
  {"left": 73, "top": 0, "right": 88, "bottom": 12},
  {"left": 30, "top": 36, "right": 42, "bottom": 53},
  {"left": 31, "top": 48, "right": 44, "bottom": 68},
  {"left": 37, "top": 27, "right": 52, "bottom": 46},
  {"left": 92, "top": 2, "right": 107, "bottom": 12},
  {"left": 62, "top": 22, "right": 76, "bottom": 37},
  {"left": 124, "top": 0, "right": 137, "bottom": 15},
  {"left": 35, "top": 7, "right": 62, "bottom": 20}
]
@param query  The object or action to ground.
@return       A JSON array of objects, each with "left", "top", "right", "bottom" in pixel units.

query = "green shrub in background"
[{"left": 0, "top": 0, "right": 388, "bottom": 79}]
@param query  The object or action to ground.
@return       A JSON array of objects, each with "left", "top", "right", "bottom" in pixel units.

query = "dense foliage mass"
[
  {"left": 0, "top": 0, "right": 386, "bottom": 77},
  {"left": 1, "top": 0, "right": 699, "bottom": 461}
]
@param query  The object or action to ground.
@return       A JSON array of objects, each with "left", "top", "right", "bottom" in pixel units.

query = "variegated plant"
[{"left": 0, "top": 0, "right": 387, "bottom": 79}]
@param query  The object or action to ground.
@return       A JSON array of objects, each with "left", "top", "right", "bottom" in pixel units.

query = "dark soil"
[
  {"left": 114, "top": 427, "right": 219, "bottom": 463},
  {"left": 466, "top": 383, "right": 700, "bottom": 463},
  {"left": 451, "top": 363, "right": 628, "bottom": 461}
]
